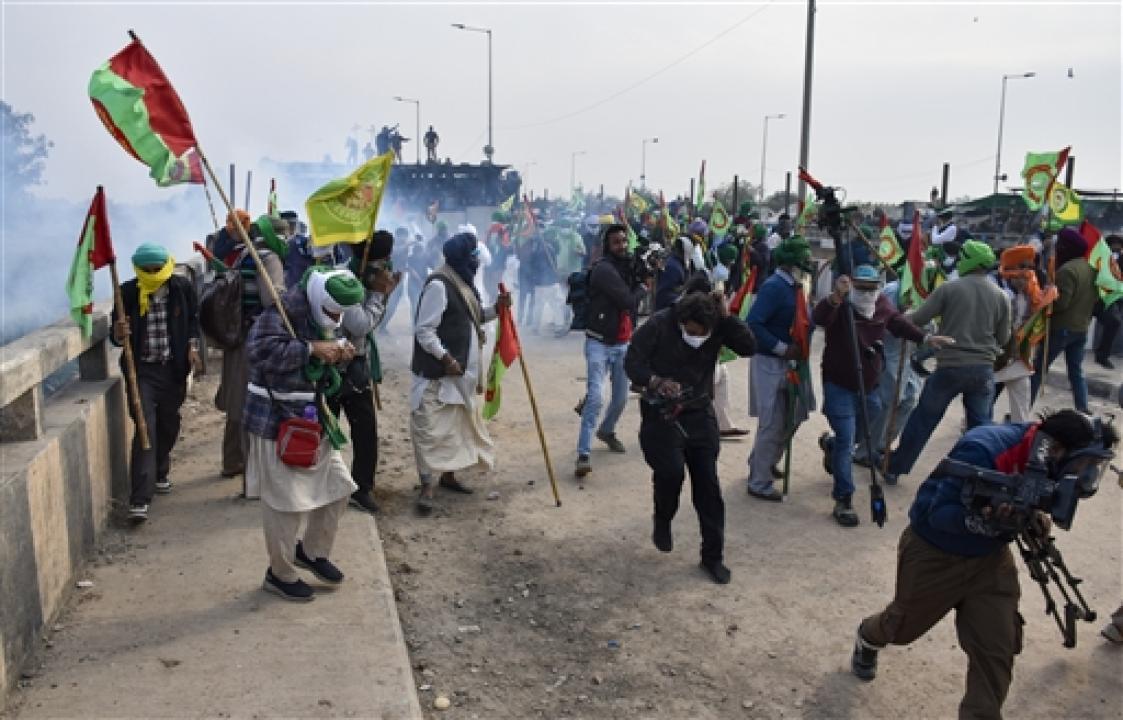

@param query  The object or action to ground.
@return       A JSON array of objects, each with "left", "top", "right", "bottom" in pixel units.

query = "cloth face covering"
[
  {"left": 851, "top": 288, "right": 879, "bottom": 319},
  {"left": 305, "top": 269, "right": 352, "bottom": 333},
  {"left": 134, "top": 256, "right": 175, "bottom": 316},
  {"left": 681, "top": 326, "right": 710, "bottom": 349}
]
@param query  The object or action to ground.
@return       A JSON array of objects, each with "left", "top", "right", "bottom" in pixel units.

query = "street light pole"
[
  {"left": 796, "top": 0, "right": 816, "bottom": 204},
  {"left": 393, "top": 96, "right": 420, "bottom": 164},
  {"left": 452, "top": 23, "right": 494, "bottom": 162},
  {"left": 571, "top": 150, "right": 587, "bottom": 192},
  {"left": 759, "top": 113, "right": 785, "bottom": 203},
  {"left": 993, "top": 71, "right": 1036, "bottom": 195},
  {"left": 641, "top": 137, "right": 659, "bottom": 188}
]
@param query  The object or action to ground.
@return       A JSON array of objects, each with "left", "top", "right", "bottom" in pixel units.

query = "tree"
[
  {"left": 710, "top": 179, "right": 757, "bottom": 215},
  {"left": 1, "top": 100, "right": 53, "bottom": 200}
]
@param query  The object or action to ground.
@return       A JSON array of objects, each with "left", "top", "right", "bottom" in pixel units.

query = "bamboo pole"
[
  {"left": 109, "top": 259, "right": 150, "bottom": 450},
  {"left": 500, "top": 282, "right": 561, "bottom": 507},
  {"left": 197, "top": 149, "right": 295, "bottom": 337},
  {"left": 881, "top": 339, "right": 909, "bottom": 476}
]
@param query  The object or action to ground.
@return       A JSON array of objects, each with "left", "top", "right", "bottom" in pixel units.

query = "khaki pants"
[
  {"left": 217, "top": 344, "right": 249, "bottom": 474},
  {"left": 861, "top": 528, "right": 1023, "bottom": 720},
  {"left": 262, "top": 497, "right": 348, "bottom": 583}
]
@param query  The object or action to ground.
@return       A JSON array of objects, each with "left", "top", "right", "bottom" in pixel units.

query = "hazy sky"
[{"left": 3, "top": 0, "right": 1121, "bottom": 209}]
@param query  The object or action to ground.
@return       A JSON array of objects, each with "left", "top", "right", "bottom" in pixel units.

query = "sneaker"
[
  {"left": 349, "top": 490, "right": 380, "bottom": 514},
  {"left": 818, "top": 433, "right": 834, "bottom": 476},
  {"left": 833, "top": 498, "right": 860, "bottom": 527},
  {"left": 596, "top": 431, "right": 626, "bottom": 453},
  {"left": 263, "top": 568, "right": 315, "bottom": 602},
  {"left": 851, "top": 625, "right": 881, "bottom": 681},
  {"left": 747, "top": 486, "right": 783, "bottom": 502},
  {"left": 154, "top": 479, "right": 172, "bottom": 495},
  {"left": 652, "top": 519, "right": 673, "bottom": 553},
  {"left": 700, "top": 560, "right": 731, "bottom": 584},
  {"left": 1095, "top": 356, "right": 1116, "bottom": 370},
  {"left": 574, "top": 454, "right": 592, "bottom": 478},
  {"left": 294, "top": 542, "right": 344, "bottom": 584},
  {"left": 128, "top": 503, "right": 149, "bottom": 522}
]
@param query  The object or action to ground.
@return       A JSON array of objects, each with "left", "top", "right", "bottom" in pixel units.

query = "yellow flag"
[
  {"left": 306, "top": 152, "right": 393, "bottom": 246},
  {"left": 499, "top": 194, "right": 515, "bottom": 213}
]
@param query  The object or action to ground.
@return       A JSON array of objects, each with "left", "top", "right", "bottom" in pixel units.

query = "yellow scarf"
[{"left": 134, "top": 256, "right": 175, "bottom": 316}]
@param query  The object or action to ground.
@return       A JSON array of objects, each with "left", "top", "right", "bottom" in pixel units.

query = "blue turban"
[
  {"left": 131, "top": 242, "right": 169, "bottom": 267},
  {"left": 443, "top": 232, "right": 480, "bottom": 299}
]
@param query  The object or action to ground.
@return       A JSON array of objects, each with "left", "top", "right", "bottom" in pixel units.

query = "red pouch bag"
[{"left": 276, "top": 417, "right": 322, "bottom": 468}]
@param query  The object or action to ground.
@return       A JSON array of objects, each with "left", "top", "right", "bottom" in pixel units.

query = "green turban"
[
  {"left": 325, "top": 271, "right": 364, "bottom": 306},
  {"left": 255, "top": 214, "right": 289, "bottom": 259},
  {"left": 716, "top": 243, "right": 738, "bottom": 266},
  {"left": 956, "top": 239, "right": 996, "bottom": 276},
  {"left": 131, "top": 242, "right": 169, "bottom": 267},
  {"left": 773, "top": 235, "right": 812, "bottom": 271},
  {"left": 752, "top": 224, "right": 767, "bottom": 241},
  {"left": 738, "top": 201, "right": 753, "bottom": 216}
]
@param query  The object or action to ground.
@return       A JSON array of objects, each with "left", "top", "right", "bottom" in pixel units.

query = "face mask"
[
  {"left": 852, "top": 288, "right": 879, "bottom": 319},
  {"left": 681, "top": 326, "right": 710, "bottom": 349},
  {"left": 314, "top": 306, "right": 342, "bottom": 332}
]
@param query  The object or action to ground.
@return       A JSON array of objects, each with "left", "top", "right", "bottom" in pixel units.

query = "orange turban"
[
  {"left": 226, "top": 209, "right": 251, "bottom": 237},
  {"left": 1000, "top": 245, "right": 1035, "bottom": 271}
]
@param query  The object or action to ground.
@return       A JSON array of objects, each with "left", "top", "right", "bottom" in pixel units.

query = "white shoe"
[
  {"left": 128, "top": 504, "right": 149, "bottom": 522},
  {"left": 154, "top": 479, "right": 172, "bottom": 494}
]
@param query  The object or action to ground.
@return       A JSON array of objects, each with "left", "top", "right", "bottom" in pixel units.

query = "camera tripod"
[{"left": 1015, "top": 528, "right": 1097, "bottom": 648}]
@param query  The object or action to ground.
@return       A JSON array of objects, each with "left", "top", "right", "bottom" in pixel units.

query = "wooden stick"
[
  {"left": 881, "top": 339, "right": 909, "bottom": 476},
  {"left": 848, "top": 217, "right": 899, "bottom": 280},
  {"left": 373, "top": 383, "right": 382, "bottom": 412},
  {"left": 197, "top": 148, "right": 295, "bottom": 337},
  {"left": 109, "top": 260, "right": 150, "bottom": 450},
  {"left": 501, "top": 283, "right": 561, "bottom": 507}
]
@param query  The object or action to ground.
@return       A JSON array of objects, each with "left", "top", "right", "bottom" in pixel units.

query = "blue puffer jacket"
[{"left": 908, "top": 422, "right": 1032, "bottom": 557}]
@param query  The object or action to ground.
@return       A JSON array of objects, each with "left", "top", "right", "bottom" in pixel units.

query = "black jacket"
[
  {"left": 585, "top": 255, "right": 646, "bottom": 345},
  {"left": 625, "top": 308, "right": 756, "bottom": 400},
  {"left": 115, "top": 274, "right": 200, "bottom": 381}
]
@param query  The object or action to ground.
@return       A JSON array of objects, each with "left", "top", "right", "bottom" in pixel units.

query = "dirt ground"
[{"left": 368, "top": 309, "right": 1122, "bottom": 720}]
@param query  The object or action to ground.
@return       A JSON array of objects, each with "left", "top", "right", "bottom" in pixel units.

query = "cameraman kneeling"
[
  {"left": 624, "top": 290, "right": 756, "bottom": 584},
  {"left": 852, "top": 410, "right": 1118, "bottom": 719}
]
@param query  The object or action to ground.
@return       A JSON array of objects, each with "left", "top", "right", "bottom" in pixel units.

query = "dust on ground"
[{"left": 368, "top": 321, "right": 1122, "bottom": 720}]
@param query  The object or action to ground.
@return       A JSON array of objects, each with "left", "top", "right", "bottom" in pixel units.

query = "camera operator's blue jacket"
[{"left": 909, "top": 422, "right": 1032, "bottom": 557}]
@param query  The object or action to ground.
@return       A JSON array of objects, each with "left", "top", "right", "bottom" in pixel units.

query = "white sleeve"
[
  {"left": 414, "top": 280, "right": 448, "bottom": 359},
  {"left": 931, "top": 224, "right": 957, "bottom": 246}
]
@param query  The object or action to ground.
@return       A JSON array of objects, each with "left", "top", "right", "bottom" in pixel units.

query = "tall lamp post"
[
  {"left": 392, "top": 96, "right": 420, "bottom": 165},
  {"left": 993, "top": 71, "right": 1036, "bottom": 194},
  {"left": 760, "top": 113, "right": 785, "bottom": 203},
  {"left": 641, "top": 137, "right": 659, "bottom": 187},
  {"left": 452, "top": 23, "right": 494, "bottom": 162},
  {"left": 571, "top": 150, "right": 587, "bottom": 192}
]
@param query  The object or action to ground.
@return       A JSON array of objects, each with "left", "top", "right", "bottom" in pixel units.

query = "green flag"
[
  {"left": 1046, "top": 182, "right": 1083, "bottom": 230},
  {"left": 1020, "top": 147, "right": 1070, "bottom": 210},
  {"left": 66, "top": 187, "right": 116, "bottom": 336},
  {"left": 795, "top": 193, "right": 819, "bottom": 233},
  {"left": 305, "top": 151, "right": 393, "bottom": 246},
  {"left": 1087, "top": 232, "right": 1123, "bottom": 307},
  {"left": 710, "top": 198, "right": 731, "bottom": 241},
  {"left": 877, "top": 224, "right": 902, "bottom": 266}
]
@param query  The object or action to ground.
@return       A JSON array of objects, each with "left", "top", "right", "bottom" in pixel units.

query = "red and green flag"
[
  {"left": 719, "top": 265, "right": 759, "bottom": 363},
  {"left": 1082, "top": 221, "right": 1123, "bottom": 307},
  {"left": 482, "top": 299, "right": 521, "bottom": 420},
  {"left": 89, "top": 39, "right": 203, "bottom": 187},
  {"left": 899, "top": 210, "right": 929, "bottom": 309},
  {"left": 1046, "top": 181, "right": 1082, "bottom": 230},
  {"left": 66, "top": 187, "right": 116, "bottom": 336},
  {"left": 1020, "top": 146, "right": 1070, "bottom": 211}
]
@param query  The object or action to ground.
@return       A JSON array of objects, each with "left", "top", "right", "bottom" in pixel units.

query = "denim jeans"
[
  {"left": 888, "top": 364, "right": 994, "bottom": 477},
  {"left": 578, "top": 338, "right": 630, "bottom": 455},
  {"left": 822, "top": 381, "right": 883, "bottom": 501},
  {"left": 864, "top": 338, "right": 921, "bottom": 464},
  {"left": 1030, "top": 329, "right": 1089, "bottom": 412}
]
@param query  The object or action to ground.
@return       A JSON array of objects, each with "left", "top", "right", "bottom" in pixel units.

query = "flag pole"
[
  {"left": 501, "top": 283, "right": 561, "bottom": 507},
  {"left": 107, "top": 251, "right": 151, "bottom": 450},
  {"left": 880, "top": 340, "right": 909, "bottom": 476},
  {"left": 197, "top": 148, "right": 295, "bottom": 337},
  {"left": 124, "top": 30, "right": 293, "bottom": 337}
]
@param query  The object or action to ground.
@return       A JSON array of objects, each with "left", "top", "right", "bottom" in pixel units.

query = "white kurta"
[{"left": 409, "top": 275, "right": 497, "bottom": 476}]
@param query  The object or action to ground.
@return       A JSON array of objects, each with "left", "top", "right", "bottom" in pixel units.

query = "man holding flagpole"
[
  {"left": 411, "top": 231, "right": 511, "bottom": 515},
  {"left": 112, "top": 243, "right": 201, "bottom": 521}
]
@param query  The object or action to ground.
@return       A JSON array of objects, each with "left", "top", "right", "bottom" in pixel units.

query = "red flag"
[
  {"left": 903, "top": 209, "right": 929, "bottom": 301},
  {"left": 66, "top": 187, "right": 116, "bottom": 335},
  {"left": 482, "top": 289, "right": 521, "bottom": 419}
]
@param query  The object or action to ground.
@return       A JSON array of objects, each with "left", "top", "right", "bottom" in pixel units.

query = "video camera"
[
  {"left": 636, "top": 383, "right": 709, "bottom": 438},
  {"left": 942, "top": 422, "right": 1110, "bottom": 535},
  {"left": 633, "top": 242, "right": 670, "bottom": 282},
  {"left": 799, "top": 168, "right": 862, "bottom": 241}
]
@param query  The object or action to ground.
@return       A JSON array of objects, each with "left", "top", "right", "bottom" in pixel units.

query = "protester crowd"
[{"left": 109, "top": 183, "right": 1123, "bottom": 719}]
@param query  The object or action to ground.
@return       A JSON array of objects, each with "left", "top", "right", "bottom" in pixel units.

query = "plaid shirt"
[
  {"left": 140, "top": 286, "right": 171, "bottom": 363},
  {"left": 243, "top": 288, "right": 324, "bottom": 439}
]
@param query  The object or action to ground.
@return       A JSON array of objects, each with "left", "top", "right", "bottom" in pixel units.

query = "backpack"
[
  {"left": 199, "top": 271, "right": 245, "bottom": 350},
  {"left": 565, "top": 269, "right": 590, "bottom": 330}
]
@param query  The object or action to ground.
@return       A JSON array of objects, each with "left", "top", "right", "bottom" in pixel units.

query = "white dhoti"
[
  {"left": 249, "top": 434, "right": 357, "bottom": 582},
  {"left": 410, "top": 379, "right": 495, "bottom": 481},
  {"left": 994, "top": 359, "right": 1033, "bottom": 423}
]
